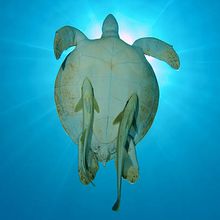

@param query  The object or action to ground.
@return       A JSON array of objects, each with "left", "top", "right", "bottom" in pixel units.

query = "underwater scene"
[{"left": 0, "top": 0, "right": 220, "bottom": 219}]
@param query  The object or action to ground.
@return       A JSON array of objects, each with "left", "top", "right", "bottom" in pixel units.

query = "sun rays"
[
  {"left": 0, "top": 0, "right": 219, "bottom": 218},
  {"left": 150, "top": 0, "right": 175, "bottom": 30},
  {"left": 0, "top": 0, "right": 216, "bottom": 146},
  {"left": 1, "top": 0, "right": 216, "bottom": 141},
  {"left": 0, "top": 0, "right": 218, "bottom": 181},
  {"left": 0, "top": 38, "right": 52, "bottom": 52}
]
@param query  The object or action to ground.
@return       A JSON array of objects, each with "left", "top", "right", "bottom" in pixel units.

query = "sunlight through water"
[{"left": 1, "top": 0, "right": 220, "bottom": 219}]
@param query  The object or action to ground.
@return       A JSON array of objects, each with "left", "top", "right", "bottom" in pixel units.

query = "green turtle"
[{"left": 54, "top": 14, "right": 180, "bottom": 211}]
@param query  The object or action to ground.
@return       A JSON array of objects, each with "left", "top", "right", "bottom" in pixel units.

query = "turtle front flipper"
[
  {"left": 112, "top": 94, "right": 138, "bottom": 211},
  {"left": 75, "top": 78, "right": 100, "bottom": 185},
  {"left": 133, "top": 37, "right": 180, "bottom": 69},
  {"left": 54, "top": 26, "right": 88, "bottom": 59},
  {"left": 122, "top": 137, "right": 139, "bottom": 183}
]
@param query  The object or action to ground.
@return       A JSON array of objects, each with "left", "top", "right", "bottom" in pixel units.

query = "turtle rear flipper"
[
  {"left": 133, "top": 37, "right": 180, "bottom": 69},
  {"left": 54, "top": 26, "right": 88, "bottom": 59},
  {"left": 122, "top": 137, "right": 139, "bottom": 183}
]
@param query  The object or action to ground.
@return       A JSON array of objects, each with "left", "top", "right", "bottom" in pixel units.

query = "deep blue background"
[{"left": 0, "top": 0, "right": 220, "bottom": 219}]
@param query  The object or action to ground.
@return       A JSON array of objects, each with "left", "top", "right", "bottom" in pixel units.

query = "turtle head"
[{"left": 102, "top": 14, "right": 119, "bottom": 38}]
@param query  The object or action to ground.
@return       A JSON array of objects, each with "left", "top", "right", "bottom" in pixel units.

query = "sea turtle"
[{"left": 54, "top": 14, "right": 180, "bottom": 211}]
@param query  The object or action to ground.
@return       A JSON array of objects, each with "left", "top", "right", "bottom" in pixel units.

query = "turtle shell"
[{"left": 54, "top": 37, "right": 159, "bottom": 156}]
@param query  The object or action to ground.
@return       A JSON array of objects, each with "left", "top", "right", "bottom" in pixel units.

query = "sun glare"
[
  {"left": 89, "top": 23, "right": 102, "bottom": 39},
  {"left": 120, "top": 31, "right": 134, "bottom": 45}
]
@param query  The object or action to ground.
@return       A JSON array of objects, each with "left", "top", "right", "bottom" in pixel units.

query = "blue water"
[{"left": 1, "top": 0, "right": 220, "bottom": 219}]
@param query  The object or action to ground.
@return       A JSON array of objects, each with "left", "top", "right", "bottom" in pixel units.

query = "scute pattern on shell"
[{"left": 55, "top": 37, "right": 159, "bottom": 148}]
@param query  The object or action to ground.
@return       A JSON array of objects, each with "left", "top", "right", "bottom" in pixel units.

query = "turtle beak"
[
  {"left": 102, "top": 14, "right": 119, "bottom": 38},
  {"left": 104, "top": 14, "right": 117, "bottom": 26}
]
